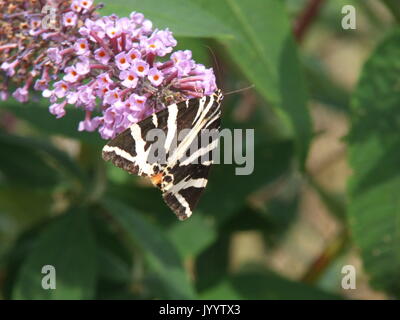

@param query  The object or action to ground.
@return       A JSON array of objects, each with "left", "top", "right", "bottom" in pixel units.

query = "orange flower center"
[{"left": 137, "top": 66, "right": 144, "bottom": 72}]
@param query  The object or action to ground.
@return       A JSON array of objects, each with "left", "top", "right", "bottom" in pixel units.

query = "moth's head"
[{"left": 214, "top": 89, "right": 224, "bottom": 102}]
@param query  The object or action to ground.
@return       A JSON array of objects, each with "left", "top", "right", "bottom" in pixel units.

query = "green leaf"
[
  {"left": 196, "top": 0, "right": 311, "bottom": 166},
  {"left": 348, "top": 29, "right": 400, "bottom": 296},
  {"left": 304, "top": 56, "right": 350, "bottom": 113},
  {"left": 1, "top": 99, "right": 103, "bottom": 146},
  {"left": 195, "top": 234, "right": 230, "bottom": 292},
  {"left": 102, "top": 199, "right": 195, "bottom": 299},
  {"left": 101, "top": 0, "right": 232, "bottom": 38},
  {"left": 167, "top": 214, "right": 217, "bottom": 259},
  {"left": 0, "top": 133, "right": 86, "bottom": 183},
  {"left": 222, "top": 190, "right": 300, "bottom": 247},
  {"left": 201, "top": 267, "right": 342, "bottom": 300},
  {"left": 1, "top": 221, "right": 45, "bottom": 299},
  {"left": 199, "top": 135, "right": 293, "bottom": 223},
  {"left": 106, "top": 181, "right": 176, "bottom": 226},
  {"left": 0, "top": 186, "right": 53, "bottom": 230},
  {"left": 90, "top": 213, "right": 133, "bottom": 285},
  {"left": 231, "top": 268, "right": 341, "bottom": 299},
  {"left": 174, "top": 37, "right": 211, "bottom": 66},
  {"left": 91, "top": 212, "right": 138, "bottom": 299},
  {"left": 13, "top": 208, "right": 97, "bottom": 299},
  {"left": 199, "top": 280, "right": 241, "bottom": 300},
  {"left": 0, "top": 133, "right": 60, "bottom": 188},
  {"left": 96, "top": 248, "right": 132, "bottom": 284}
]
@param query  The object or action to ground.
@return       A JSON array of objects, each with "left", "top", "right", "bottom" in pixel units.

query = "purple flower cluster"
[{"left": 0, "top": 0, "right": 217, "bottom": 139}]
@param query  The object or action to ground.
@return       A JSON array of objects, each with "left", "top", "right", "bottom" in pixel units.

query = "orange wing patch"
[{"left": 150, "top": 172, "right": 163, "bottom": 187}]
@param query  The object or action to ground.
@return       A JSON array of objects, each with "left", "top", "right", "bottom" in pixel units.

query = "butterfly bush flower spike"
[{"left": 0, "top": 0, "right": 217, "bottom": 139}]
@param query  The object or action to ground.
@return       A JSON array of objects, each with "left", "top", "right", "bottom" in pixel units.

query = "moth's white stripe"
[
  {"left": 204, "top": 111, "right": 221, "bottom": 129},
  {"left": 102, "top": 145, "right": 136, "bottom": 164},
  {"left": 164, "top": 103, "right": 178, "bottom": 151},
  {"left": 152, "top": 113, "right": 158, "bottom": 127},
  {"left": 167, "top": 177, "right": 209, "bottom": 216},
  {"left": 174, "top": 193, "right": 191, "bottom": 217},
  {"left": 169, "top": 97, "right": 216, "bottom": 164},
  {"left": 165, "top": 177, "right": 208, "bottom": 192},
  {"left": 180, "top": 139, "right": 219, "bottom": 166},
  {"left": 130, "top": 124, "right": 152, "bottom": 175},
  {"left": 192, "top": 96, "right": 208, "bottom": 125},
  {"left": 177, "top": 178, "right": 208, "bottom": 190}
]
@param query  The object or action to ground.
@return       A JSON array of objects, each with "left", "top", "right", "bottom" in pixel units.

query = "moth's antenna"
[
  {"left": 224, "top": 84, "right": 255, "bottom": 96},
  {"left": 204, "top": 45, "right": 223, "bottom": 86},
  {"left": 204, "top": 45, "right": 254, "bottom": 96}
]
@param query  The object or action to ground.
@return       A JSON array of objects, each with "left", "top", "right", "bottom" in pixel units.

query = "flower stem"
[
  {"left": 301, "top": 229, "right": 350, "bottom": 284},
  {"left": 381, "top": 0, "right": 400, "bottom": 23},
  {"left": 294, "top": 0, "right": 326, "bottom": 43}
]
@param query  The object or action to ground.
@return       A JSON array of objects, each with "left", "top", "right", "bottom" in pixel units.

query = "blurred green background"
[{"left": 1, "top": 0, "right": 400, "bottom": 299}]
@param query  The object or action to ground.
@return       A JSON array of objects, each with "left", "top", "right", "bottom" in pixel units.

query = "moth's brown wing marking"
[
  {"left": 162, "top": 163, "right": 211, "bottom": 220},
  {"left": 102, "top": 106, "right": 169, "bottom": 176},
  {"left": 161, "top": 126, "right": 220, "bottom": 220},
  {"left": 102, "top": 98, "right": 198, "bottom": 177},
  {"left": 101, "top": 128, "right": 140, "bottom": 175},
  {"left": 160, "top": 92, "right": 223, "bottom": 220}
]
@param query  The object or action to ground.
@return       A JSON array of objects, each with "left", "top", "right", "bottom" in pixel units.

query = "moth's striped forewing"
[{"left": 102, "top": 90, "right": 223, "bottom": 220}]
